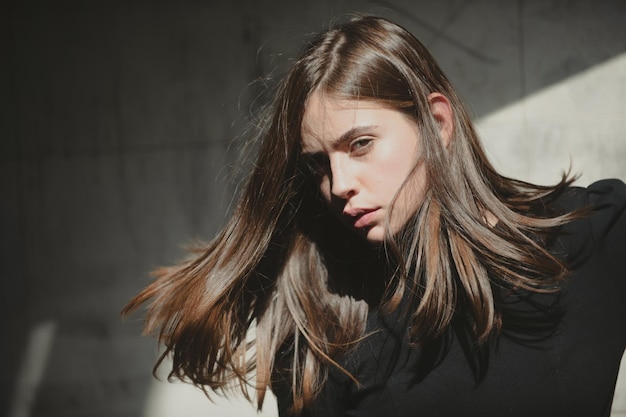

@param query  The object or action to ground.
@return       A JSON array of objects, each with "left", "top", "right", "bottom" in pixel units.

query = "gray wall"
[{"left": 3, "top": 1, "right": 625, "bottom": 416}]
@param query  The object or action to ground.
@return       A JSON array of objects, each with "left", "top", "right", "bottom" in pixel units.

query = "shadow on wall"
[{"left": 2, "top": 1, "right": 625, "bottom": 416}]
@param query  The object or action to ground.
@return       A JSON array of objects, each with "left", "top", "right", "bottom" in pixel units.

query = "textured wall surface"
[{"left": 2, "top": 1, "right": 625, "bottom": 416}]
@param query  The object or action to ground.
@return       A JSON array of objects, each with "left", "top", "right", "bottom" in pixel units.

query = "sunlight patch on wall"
[
  {"left": 477, "top": 52, "right": 626, "bottom": 186},
  {"left": 142, "top": 354, "right": 279, "bottom": 417}
]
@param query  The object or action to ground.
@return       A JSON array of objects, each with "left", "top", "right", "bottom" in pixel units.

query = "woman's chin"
[{"left": 362, "top": 226, "right": 386, "bottom": 244}]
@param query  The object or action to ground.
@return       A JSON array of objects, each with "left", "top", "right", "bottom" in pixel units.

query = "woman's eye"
[{"left": 349, "top": 138, "right": 372, "bottom": 154}]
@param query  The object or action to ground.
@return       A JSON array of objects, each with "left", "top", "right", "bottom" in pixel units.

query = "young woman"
[{"left": 124, "top": 16, "right": 626, "bottom": 417}]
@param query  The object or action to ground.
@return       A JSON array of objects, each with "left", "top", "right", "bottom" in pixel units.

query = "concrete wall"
[{"left": 2, "top": 1, "right": 625, "bottom": 416}]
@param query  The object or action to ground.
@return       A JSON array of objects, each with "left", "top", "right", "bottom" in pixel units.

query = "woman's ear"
[{"left": 428, "top": 93, "right": 453, "bottom": 148}]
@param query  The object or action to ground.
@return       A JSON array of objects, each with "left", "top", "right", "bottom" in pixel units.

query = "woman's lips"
[{"left": 351, "top": 208, "right": 379, "bottom": 229}]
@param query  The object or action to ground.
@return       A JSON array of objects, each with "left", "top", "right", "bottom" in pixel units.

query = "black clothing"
[{"left": 276, "top": 179, "right": 626, "bottom": 417}]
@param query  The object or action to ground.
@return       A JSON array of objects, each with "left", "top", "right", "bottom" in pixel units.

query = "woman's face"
[{"left": 300, "top": 91, "right": 428, "bottom": 243}]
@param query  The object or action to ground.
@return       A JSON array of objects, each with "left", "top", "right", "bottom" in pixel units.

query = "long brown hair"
[{"left": 123, "top": 15, "right": 581, "bottom": 414}]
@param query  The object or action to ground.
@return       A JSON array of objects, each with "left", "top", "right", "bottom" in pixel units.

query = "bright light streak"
[{"left": 9, "top": 321, "right": 57, "bottom": 417}]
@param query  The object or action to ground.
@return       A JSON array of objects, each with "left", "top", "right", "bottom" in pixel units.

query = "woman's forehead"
[{"left": 301, "top": 93, "right": 387, "bottom": 148}]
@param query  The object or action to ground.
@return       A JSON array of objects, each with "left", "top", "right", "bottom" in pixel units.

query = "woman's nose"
[{"left": 329, "top": 157, "right": 357, "bottom": 199}]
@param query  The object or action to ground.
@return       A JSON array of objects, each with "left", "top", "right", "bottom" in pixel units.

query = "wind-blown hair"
[{"left": 123, "top": 15, "right": 580, "bottom": 414}]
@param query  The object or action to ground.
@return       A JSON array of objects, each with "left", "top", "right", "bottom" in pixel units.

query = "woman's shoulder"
[
  {"left": 551, "top": 178, "right": 626, "bottom": 265},
  {"left": 554, "top": 178, "right": 626, "bottom": 212}
]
